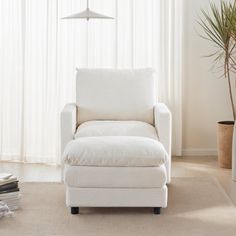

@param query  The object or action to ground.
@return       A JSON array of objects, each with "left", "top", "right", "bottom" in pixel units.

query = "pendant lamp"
[{"left": 62, "top": 0, "right": 114, "bottom": 21}]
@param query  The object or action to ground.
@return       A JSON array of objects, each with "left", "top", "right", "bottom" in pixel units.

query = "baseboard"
[{"left": 182, "top": 149, "right": 217, "bottom": 157}]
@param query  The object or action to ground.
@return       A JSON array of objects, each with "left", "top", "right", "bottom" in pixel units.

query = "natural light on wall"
[{"left": 0, "top": 0, "right": 183, "bottom": 164}]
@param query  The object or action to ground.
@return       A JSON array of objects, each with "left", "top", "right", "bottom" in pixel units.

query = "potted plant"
[{"left": 199, "top": 1, "right": 236, "bottom": 169}]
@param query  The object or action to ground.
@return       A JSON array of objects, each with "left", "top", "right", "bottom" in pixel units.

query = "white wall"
[{"left": 182, "top": 0, "right": 233, "bottom": 156}]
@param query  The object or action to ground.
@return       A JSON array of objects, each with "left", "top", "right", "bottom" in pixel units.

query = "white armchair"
[{"left": 61, "top": 69, "right": 172, "bottom": 215}]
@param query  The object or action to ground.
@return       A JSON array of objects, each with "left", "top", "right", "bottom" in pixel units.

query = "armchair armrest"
[
  {"left": 154, "top": 103, "right": 172, "bottom": 183},
  {"left": 154, "top": 103, "right": 172, "bottom": 155},
  {"left": 60, "top": 103, "right": 77, "bottom": 156}
]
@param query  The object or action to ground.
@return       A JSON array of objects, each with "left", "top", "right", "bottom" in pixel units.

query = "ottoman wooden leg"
[
  {"left": 71, "top": 207, "right": 79, "bottom": 215},
  {"left": 153, "top": 207, "right": 161, "bottom": 215}
]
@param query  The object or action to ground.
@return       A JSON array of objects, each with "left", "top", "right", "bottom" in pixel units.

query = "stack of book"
[{"left": 0, "top": 173, "right": 21, "bottom": 211}]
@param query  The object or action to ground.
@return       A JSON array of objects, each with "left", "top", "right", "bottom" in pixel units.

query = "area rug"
[{"left": 0, "top": 177, "right": 236, "bottom": 236}]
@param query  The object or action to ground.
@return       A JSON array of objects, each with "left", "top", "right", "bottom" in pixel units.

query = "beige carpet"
[{"left": 0, "top": 178, "right": 236, "bottom": 236}]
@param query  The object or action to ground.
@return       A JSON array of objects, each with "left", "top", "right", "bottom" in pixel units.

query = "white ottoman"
[{"left": 63, "top": 127, "right": 168, "bottom": 215}]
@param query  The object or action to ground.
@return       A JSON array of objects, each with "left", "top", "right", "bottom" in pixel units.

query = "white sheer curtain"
[{"left": 0, "top": 0, "right": 183, "bottom": 164}]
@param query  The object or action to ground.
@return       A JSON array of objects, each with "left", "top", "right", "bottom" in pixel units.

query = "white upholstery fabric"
[
  {"left": 64, "top": 165, "right": 167, "bottom": 188},
  {"left": 74, "top": 121, "right": 158, "bottom": 140},
  {"left": 63, "top": 136, "right": 168, "bottom": 167},
  {"left": 66, "top": 186, "right": 168, "bottom": 208},
  {"left": 60, "top": 103, "right": 77, "bottom": 155},
  {"left": 76, "top": 69, "right": 156, "bottom": 125},
  {"left": 154, "top": 103, "right": 172, "bottom": 183}
]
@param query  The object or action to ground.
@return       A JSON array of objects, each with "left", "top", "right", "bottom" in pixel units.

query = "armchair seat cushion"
[
  {"left": 63, "top": 136, "right": 168, "bottom": 167},
  {"left": 74, "top": 121, "right": 158, "bottom": 140}
]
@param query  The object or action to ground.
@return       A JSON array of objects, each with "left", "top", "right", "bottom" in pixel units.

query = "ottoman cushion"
[{"left": 63, "top": 136, "right": 168, "bottom": 167}]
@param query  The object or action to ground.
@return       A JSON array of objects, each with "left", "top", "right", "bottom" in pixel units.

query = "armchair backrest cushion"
[{"left": 76, "top": 68, "right": 156, "bottom": 125}]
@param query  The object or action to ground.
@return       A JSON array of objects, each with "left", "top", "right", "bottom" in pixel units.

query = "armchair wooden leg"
[
  {"left": 71, "top": 207, "right": 79, "bottom": 215},
  {"left": 153, "top": 207, "right": 161, "bottom": 215}
]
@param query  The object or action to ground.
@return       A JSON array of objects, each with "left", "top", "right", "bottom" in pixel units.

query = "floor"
[{"left": 0, "top": 156, "right": 236, "bottom": 206}]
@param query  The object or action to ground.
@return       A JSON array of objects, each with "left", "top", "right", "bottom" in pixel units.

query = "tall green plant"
[{"left": 199, "top": 1, "right": 236, "bottom": 120}]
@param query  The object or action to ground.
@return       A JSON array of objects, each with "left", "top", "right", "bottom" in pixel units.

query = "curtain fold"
[{"left": 0, "top": 0, "right": 183, "bottom": 164}]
